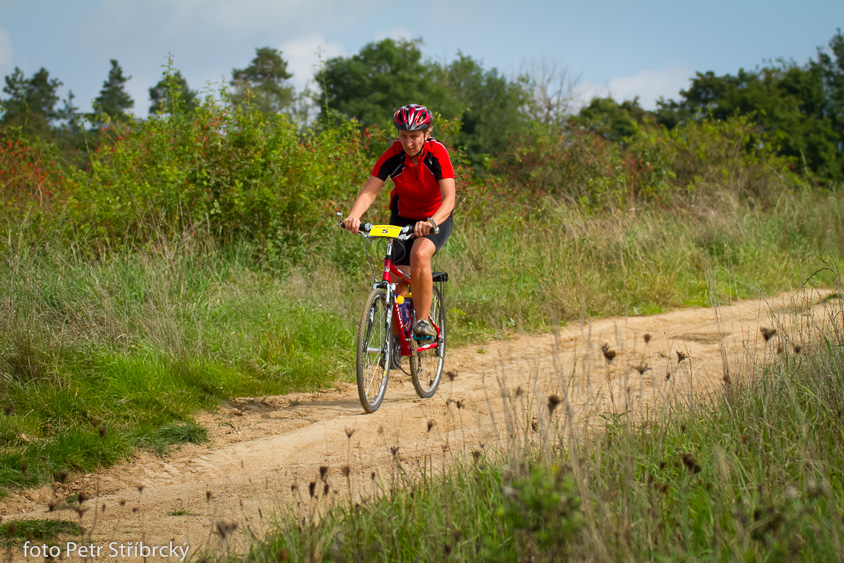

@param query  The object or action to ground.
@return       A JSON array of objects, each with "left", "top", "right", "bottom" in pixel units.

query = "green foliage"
[
  {"left": 74, "top": 83, "right": 371, "bottom": 253},
  {"left": 92, "top": 59, "right": 134, "bottom": 123},
  {"left": 0, "top": 66, "right": 76, "bottom": 144},
  {"left": 436, "top": 53, "right": 531, "bottom": 167},
  {"left": 231, "top": 47, "right": 296, "bottom": 116},
  {"left": 317, "top": 38, "right": 442, "bottom": 130},
  {"left": 576, "top": 97, "right": 649, "bottom": 142},
  {"left": 495, "top": 119, "right": 675, "bottom": 208},
  {"left": 496, "top": 463, "right": 583, "bottom": 560},
  {"left": 317, "top": 39, "right": 531, "bottom": 168},
  {"left": 0, "top": 519, "right": 81, "bottom": 546},
  {"left": 148, "top": 65, "right": 198, "bottom": 116},
  {"left": 656, "top": 29, "right": 844, "bottom": 182},
  {"left": 0, "top": 129, "right": 73, "bottom": 227}
]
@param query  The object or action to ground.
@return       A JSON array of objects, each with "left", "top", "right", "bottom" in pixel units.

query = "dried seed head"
[
  {"left": 426, "top": 419, "right": 435, "bottom": 432},
  {"left": 308, "top": 481, "right": 316, "bottom": 497},
  {"left": 323, "top": 483, "right": 330, "bottom": 496},
  {"left": 677, "top": 351, "right": 688, "bottom": 363},
  {"left": 215, "top": 521, "right": 238, "bottom": 538},
  {"left": 446, "top": 370, "right": 457, "bottom": 381},
  {"left": 77, "top": 492, "right": 89, "bottom": 504},
  {"left": 547, "top": 394, "right": 562, "bottom": 413},
  {"left": 471, "top": 450, "right": 481, "bottom": 462},
  {"left": 319, "top": 466, "right": 328, "bottom": 480},
  {"left": 19, "top": 462, "right": 27, "bottom": 475},
  {"left": 514, "top": 386, "right": 524, "bottom": 397},
  {"left": 793, "top": 344, "right": 802, "bottom": 354},
  {"left": 3, "top": 405, "right": 13, "bottom": 416},
  {"left": 601, "top": 343, "right": 617, "bottom": 363},
  {"left": 643, "top": 333, "right": 652, "bottom": 344},
  {"left": 344, "top": 427, "right": 355, "bottom": 439},
  {"left": 341, "top": 465, "right": 351, "bottom": 477},
  {"left": 680, "top": 453, "right": 701, "bottom": 473},
  {"left": 54, "top": 470, "right": 69, "bottom": 484},
  {"left": 633, "top": 364, "right": 650, "bottom": 375},
  {"left": 137, "top": 485, "right": 145, "bottom": 494},
  {"left": 723, "top": 374, "right": 732, "bottom": 384},
  {"left": 98, "top": 425, "right": 106, "bottom": 438},
  {"left": 665, "top": 372, "right": 671, "bottom": 381},
  {"left": 206, "top": 490, "right": 213, "bottom": 502},
  {"left": 390, "top": 446, "right": 400, "bottom": 457},
  {"left": 760, "top": 327, "right": 776, "bottom": 342},
  {"left": 777, "top": 345, "right": 784, "bottom": 354}
]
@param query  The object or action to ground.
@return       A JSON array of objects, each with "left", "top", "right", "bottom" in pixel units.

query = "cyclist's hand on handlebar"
[
  {"left": 414, "top": 218, "right": 438, "bottom": 237},
  {"left": 343, "top": 216, "right": 362, "bottom": 234}
]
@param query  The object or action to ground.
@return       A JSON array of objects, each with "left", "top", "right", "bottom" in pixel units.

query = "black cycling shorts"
[{"left": 389, "top": 196, "right": 453, "bottom": 267}]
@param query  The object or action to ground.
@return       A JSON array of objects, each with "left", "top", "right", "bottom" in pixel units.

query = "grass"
[
  {"left": 0, "top": 188, "right": 841, "bottom": 500},
  {"left": 0, "top": 519, "right": 81, "bottom": 547},
  {"left": 242, "top": 283, "right": 844, "bottom": 561}
]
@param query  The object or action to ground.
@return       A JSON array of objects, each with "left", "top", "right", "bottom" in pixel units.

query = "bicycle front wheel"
[
  {"left": 356, "top": 288, "right": 391, "bottom": 413},
  {"left": 410, "top": 285, "right": 446, "bottom": 399}
]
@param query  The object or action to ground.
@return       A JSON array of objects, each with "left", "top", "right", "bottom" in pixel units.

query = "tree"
[
  {"left": 93, "top": 59, "right": 134, "bottom": 121},
  {"left": 149, "top": 69, "right": 198, "bottom": 115},
  {"left": 231, "top": 47, "right": 295, "bottom": 116},
  {"left": 655, "top": 30, "right": 844, "bottom": 181},
  {"left": 522, "top": 58, "right": 580, "bottom": 131},
  {"left": 317, "top": 37, "right": 447, "bottom": 129},
  {"left": 576, "top": 97, "right": 649, "bottom": 142},
  {"left": 434, "top": 53, "right": 531, "bottom": 165},
  {"left": 318, "top": 39, "right": 531, "bottom": 166},
  {"left": 1, "top": 66, "right": 71, "bottom": 140}
]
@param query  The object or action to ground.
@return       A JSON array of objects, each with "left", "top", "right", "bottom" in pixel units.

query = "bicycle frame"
[{"left": 375, "top": 237, "right": 441, "bottom": 359}]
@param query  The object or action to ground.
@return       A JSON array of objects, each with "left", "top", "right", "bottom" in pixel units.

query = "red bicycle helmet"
[{"left": 393, "top": 104, "right": 433, "bottom": 131}]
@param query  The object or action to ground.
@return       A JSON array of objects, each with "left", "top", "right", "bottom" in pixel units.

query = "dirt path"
[{"left": 1, "top": 289, "right": 838, "bottom": 561}]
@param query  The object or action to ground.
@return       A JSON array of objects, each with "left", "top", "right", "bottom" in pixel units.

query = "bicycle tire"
[
  {"left": 410, "top": 285, "right": 446, "bottom": 398},
  {"left": 356, "top": 288, "right": 391, "bottom": 413}
]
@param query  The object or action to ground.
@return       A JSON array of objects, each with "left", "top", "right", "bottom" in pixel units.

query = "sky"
[{"left": 1, "top": 0, "right": 842, "bottom": 118}]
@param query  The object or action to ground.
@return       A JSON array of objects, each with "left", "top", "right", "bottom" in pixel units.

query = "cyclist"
[{"left": 343, "top": 104, "right": 455, "bottom": 340}]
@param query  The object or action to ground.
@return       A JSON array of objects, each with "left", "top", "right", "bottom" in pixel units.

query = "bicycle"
[{"left": 340, "top": 217, "right": 448, "bottom": 413}]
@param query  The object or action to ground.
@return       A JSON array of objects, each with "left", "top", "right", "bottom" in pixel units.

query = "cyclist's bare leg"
[{"left": 409, "top": 238, "right": 436, "bottom": 321}]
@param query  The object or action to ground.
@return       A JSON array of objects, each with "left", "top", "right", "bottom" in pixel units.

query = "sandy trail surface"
[{"left": 1, "top": 289, "right": 838, "bottom": 561}]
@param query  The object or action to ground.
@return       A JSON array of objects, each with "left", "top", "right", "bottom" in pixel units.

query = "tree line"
[{"left": 1, "top": 31, "right": 843, "bottom": 181}]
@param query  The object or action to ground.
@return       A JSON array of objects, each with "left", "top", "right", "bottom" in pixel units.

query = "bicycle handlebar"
[{"left": 336, "top": 212, "right": 435, "bottom": 240}]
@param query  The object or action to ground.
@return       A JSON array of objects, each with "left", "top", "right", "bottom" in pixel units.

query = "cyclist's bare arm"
[{"left": 344, "top": 175, "right": 385, "bottom": 233}]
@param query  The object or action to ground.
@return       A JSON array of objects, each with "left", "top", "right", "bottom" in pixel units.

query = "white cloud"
[
  {"left": 280, "top": 35, "right": 347, "bottom": 92},
  {"left": 373, "top": 27, "right": 414, "bottom": 43},
  {"left": 0, "top": 28, "right": 14, "bottom": 77},
  {"left": 578, "top": 64, "right": 693, "bottom": 110}
]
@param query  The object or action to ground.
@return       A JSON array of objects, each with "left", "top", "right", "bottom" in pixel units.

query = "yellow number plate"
[{"left": 369, "top": 225, "right": 402, "bottom": 238}]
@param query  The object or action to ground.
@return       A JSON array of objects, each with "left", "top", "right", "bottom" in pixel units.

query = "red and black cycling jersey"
[{"left": 371, "top": 137, "right": 455, "bottom": 220}]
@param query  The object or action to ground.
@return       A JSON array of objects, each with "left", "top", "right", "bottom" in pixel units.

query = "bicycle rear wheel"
[
  {"left": 356, "top": 288, "right": 391, "bottom": 413},
  {"left": 410, "top": 285, "right": 446, "bottom": 398}
]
